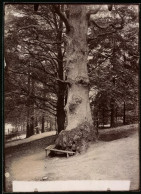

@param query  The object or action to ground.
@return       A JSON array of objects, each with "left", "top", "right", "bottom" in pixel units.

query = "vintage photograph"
[{"left": 4, "top": 3, "right": 139, "bottom": 192}]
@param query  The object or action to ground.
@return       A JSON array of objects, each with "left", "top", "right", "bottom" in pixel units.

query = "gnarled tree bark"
[{"left": 55, "top": 5, "right": 96, "bottom": 153}]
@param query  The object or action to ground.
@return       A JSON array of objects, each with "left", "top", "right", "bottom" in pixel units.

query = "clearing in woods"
[{"left": 4, "top": 124, "right": 139, "bottom": 192}]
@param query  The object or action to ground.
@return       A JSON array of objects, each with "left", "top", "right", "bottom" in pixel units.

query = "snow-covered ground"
[{"left": 5, "top": 131, "right": 56, "bottom": 148}]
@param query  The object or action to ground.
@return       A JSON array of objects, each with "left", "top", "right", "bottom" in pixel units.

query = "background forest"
[{"left": 4, "top": 4, "right": 139, "bottom": 141}]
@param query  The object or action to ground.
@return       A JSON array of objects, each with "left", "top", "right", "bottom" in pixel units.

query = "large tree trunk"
[{"left": 55, "top": 5, "right": 96, "bottom": 153}]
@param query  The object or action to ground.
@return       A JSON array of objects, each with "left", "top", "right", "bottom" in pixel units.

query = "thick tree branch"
[
  {"left": 89, "top": 5, "right": 124, "bottom": 31},
  {"left": 53, "top": 5, "right": 70, "bottom": 33},
  {"left": 56, "top": 78, "right": 70, "bottom": 85}
]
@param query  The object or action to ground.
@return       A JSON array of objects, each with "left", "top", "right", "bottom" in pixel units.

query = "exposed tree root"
[{"left": 55, "top": 122, "right": 96, "bottom": 153}]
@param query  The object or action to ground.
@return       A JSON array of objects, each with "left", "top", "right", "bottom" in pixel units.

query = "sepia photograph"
[{"left": 4, "top": 3, "right": 140, "bottom": 192}]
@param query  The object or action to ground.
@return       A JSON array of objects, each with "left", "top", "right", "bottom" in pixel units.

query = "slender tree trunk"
[
  {"left": 57, "top": 83, "right": 66, "bottom": 133},
  {"left": 48, "top": 120, "right": 51, "bottom": 131},
  {"left": 95, "top": 111, "right": 99, "bottom": 136},
  {"left": 26, "top": 63, "right": 35, "bottom": 138},
  {"left": 116, "top": 107, "right": 118, "bottom": 124},
  {"left": 102, "top": 107, "right": 104, "bottom": 127},
  {"left": 29, "top": 116, "right": 34, "bottom": 136},
  {"left": 57, "top": 99, "right": 65, "bottom": 133},
  {"left": 56, "top": 57, "right": 66, "bottom": 133},
  {"left": 96, "top": 111, "right": 99, "bottom": 128},
  {"left": 55, "top": 5, "right": 96, "bottom": 153},
  {"left": 26, "top": 120, "right": 30, "bottom": 138},
  {"left": 49, "top": 121, "right": 51, "bottom": 131},
  {"left": 35, "top": 117, "right": 38, "bottom": 127},
  {"left": 55, "top": 117, "right": 57, "bottom": 133},
  {"left": 26, "top": 64, "right": 31, "bottom": 138},
  {"left": 26, "top": 113, "right": 34, "bottom": 137},
  {"left": 26, "top": 108, "right": 31, "bottom": 137},
  {"left": 123, "top": 101, "right": 126, "bottom": 125},
  {"left": 30, "top": 75, "right": 35, "bottom": 135},
  {"left": 110, "top": 35, "right": 116, "bottom": 128},
  {"left": 41, "top": 84, "right": 46, "bottom": 133},
  {"left": 35, "top": 117, "right": 39, "bottom": 134},
  {"left": 46, "top": 120, "right": 49, "bottom": 131},
  {"left": 110, "top": 99, "right": 115, "bottom": 128},
  {"left": 41, "top": 114, "right": 45, "bottom": 133}
]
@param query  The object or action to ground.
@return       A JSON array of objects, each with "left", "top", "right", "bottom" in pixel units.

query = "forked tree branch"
[
  {"left": 53, "top": 5, "right": 70, "bottom": 33},
  {"left": 89, "top": 11, "right": 124, "bottom": 30},
  {"left": 87, "top": 4, "right": 124, "bottom": 30}
]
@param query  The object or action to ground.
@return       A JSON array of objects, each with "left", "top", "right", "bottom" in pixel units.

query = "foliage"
[
  {"left": 4, "top": 4, "right": 139, "bottom": 132},
  {"left": 88, "top": 5, "right": 139, "bottom": 126}
]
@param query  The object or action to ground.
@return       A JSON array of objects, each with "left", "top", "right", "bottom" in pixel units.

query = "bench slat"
[
  {"left": 45, "top": 144, "right": 75, "bottom": 158},
  {"left": 49, "top": 148, "right": 75, "bottom": 154},
  {"left": 45, "top": 144, "right": 55, "bottom": 150}
]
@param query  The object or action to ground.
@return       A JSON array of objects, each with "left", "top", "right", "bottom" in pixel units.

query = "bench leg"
[
  {"left": 67, "top": 153, "right": 69, "bottom": 158},
  {"left": 46, "top": 150, "right": 50, "bottom": 157}
]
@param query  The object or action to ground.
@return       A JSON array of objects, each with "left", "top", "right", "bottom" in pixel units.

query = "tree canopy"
[{"left": 4, "top": 4, "right": 139, "bottom": 139}]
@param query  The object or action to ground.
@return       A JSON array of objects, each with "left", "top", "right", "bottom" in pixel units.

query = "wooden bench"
[{"left": 45, "top": 144, "right": 75, "bottom": 158}]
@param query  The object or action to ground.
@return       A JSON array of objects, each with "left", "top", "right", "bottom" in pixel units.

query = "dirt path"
[{"left": 5, "top": 127, "right": 139, "bottom": 191}]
